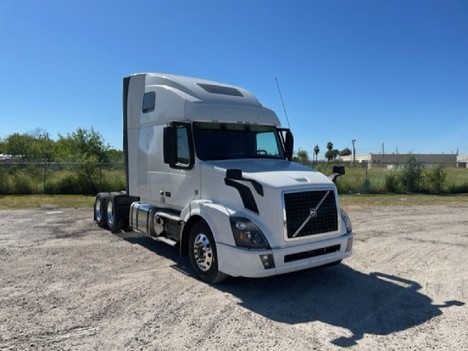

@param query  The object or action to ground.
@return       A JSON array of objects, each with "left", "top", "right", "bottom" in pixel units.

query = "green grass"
[
  {"left": 0, "top": 164, "right": 126, "bottom": 195},
  {"left": 446, "top": 167, "right": 468, "bottom": 184},
  {"left": 0, "top": 195, "right": 95, "bottom": 210},
  {"left": 340, "top": 193, "right": 468, "bottom": 210},
  {"left": 1, "top": 193, "right": 468, "bottom": 211},
  {"left": 318, "top": 164, "right": 468, "bottom": 194}
]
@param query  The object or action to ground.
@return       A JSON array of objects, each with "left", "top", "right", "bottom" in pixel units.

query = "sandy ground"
[{"left": 0, "top": 204, "right": 467, "bottom": 351}]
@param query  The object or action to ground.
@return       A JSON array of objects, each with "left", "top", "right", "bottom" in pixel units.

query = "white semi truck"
[{"left": 93, "top": 73, "right": 353, "bottom": 283}]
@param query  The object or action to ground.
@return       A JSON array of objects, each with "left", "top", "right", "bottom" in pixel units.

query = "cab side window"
[
  {"left": 142, "top": 91, "right": 156, "bottom": 113},
  {"left": 176, "top": 126, "right": 190, "bottom": 166},
  {"left": 163, "top": 123, "right": 194, "bottom": 169}
]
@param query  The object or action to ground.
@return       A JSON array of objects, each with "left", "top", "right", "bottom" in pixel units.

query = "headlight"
[
  {"left": 229, "top": 216, "right": 270, "bottom": 249},
  {"left": 340, "top": 208, "right": 353, "bottom": 233}
]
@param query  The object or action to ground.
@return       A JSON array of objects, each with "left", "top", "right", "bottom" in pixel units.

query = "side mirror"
[
  {"left": 284, "top": 130, "right": 294, "bottom": 161},
  {"left": 329, "top": 165, "right": 345, "bottom": 183},
  {"left": 333, "top": 165, "right": 345, "bottom": 176}
]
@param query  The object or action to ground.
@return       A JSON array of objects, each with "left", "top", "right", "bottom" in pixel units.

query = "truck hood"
[
  {"left": 200, "top": 159, "right": 340, "bottom": 246},
  {"left": 206, "top": 159, "right": 334, "bottom": 189}
]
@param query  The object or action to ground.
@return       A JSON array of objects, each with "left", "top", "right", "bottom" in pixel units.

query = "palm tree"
[{"left": 313, "top": 144, "right": 320, "bottom": 162}]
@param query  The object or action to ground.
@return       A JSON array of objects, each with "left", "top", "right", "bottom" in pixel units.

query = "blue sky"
[{"left": 1, "top": 0, "right": 467, "bottom": 157}]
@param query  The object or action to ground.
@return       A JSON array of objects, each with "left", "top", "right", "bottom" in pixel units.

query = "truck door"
[{"left": 162, "top": 123, "right": 199, "bottom": 211}]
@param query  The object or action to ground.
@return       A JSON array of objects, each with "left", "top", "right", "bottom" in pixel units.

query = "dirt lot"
[{"left": 0, "top": 204, "right": 467, "bottom": 351}]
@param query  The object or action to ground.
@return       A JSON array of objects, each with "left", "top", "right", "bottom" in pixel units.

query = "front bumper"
[{"left": 217, "top": 232, "right": 353, "bottom": 278}]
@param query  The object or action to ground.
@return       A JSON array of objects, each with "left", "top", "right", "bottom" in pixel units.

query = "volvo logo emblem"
[{"left": 292, "top": 190, "right": 330, "bottom": 238}]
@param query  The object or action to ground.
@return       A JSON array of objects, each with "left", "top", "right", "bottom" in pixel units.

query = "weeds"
[
  {"left": 327, "top": 160, "right": 467, "bottom": 195},
  {"left": 0, "top": 162, "right": 125, "bottom": 195},
  {"left": 1, "top": 160, "right": 467, "bottom": 195}
]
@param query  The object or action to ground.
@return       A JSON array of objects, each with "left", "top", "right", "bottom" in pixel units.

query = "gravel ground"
[{"left": 0, "top": 204, "right": 467, "bottom": 351}]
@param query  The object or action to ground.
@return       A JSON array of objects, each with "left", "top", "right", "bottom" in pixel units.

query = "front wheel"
[{"left": 188, "top": 221, "right": 228, "bottom": 284}]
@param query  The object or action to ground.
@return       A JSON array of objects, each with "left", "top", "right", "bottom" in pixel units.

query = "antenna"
[{"left": 275, "top": 77, "right": 291, "bottom": 129}]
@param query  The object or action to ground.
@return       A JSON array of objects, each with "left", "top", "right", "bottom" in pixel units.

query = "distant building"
[
  {"left": 341, "top": 153, "right": 466, "bottom": 167},
  {"left": 458, "top": 154, "right": 468, "bottom": 168},
  {"left": 370, "top": 153, "right": 457, "bottom": 165},
  {"left": 0, "top": 154, "right": 13, "bottom": 162}
]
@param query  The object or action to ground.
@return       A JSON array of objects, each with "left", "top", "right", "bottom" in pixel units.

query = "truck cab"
[{"left": 94, "top": 73, "right": 353, "bottom": 283}]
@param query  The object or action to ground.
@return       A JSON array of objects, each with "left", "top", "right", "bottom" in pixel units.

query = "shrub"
[
  {"left": 385, "top": 172, "right": 399, "bottom": 193},
  {"left": 55, "top": 173, "right": 80, "bottom": 194},
  {"left": 100, "top": 175, "right": 126, "bottom": 192},
  {"left": 448, "top": 182, "right": 468, "bottom": 194},
  {"left": 425, "top": 165, "right": 447, "bottom": 194},
  {"left": 13, "top": 174, "right": 37, "bottom": 194},
  {"left": 398, "top": 156, "right": 422, "bottom": 193}
]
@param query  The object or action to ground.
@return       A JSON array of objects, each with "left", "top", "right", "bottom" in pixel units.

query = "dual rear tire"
[
  {"left": 94, "top": 194, "right": 228, "bottom": 284},
  {"left": 94, "top": 193, "right": 109, "bottom": 228},
  {"left": 93, "top": 192, "right": 126, "bottom": 233}
]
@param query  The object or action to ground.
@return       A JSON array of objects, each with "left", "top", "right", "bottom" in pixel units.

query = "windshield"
[{"left": 193, "top": 122, "right": 285, "bottom": 161}]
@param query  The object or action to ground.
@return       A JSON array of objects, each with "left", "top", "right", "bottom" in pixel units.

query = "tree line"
[
  {"left": 295, "top": 142, "right": 351, "bottom": 164},
  {"left": 0, "top": 128, "right": 123, "bottom": 163},
  {"left": 0, "top": 128, "right": 125, "bottom": 195},
  {"left": 1, "top": 130, "right": 462, "bottom": 195},
  {"left": 2, "top": 130, "right": 351, "bottom": 165}
]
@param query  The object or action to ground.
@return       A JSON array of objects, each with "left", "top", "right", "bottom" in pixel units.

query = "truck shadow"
[
  {"left": 218, "top": 265, "right": 464, "bottom": 346},
  {"left": 115, "top": 232, "right": 464, "bottom": 347},
  {"left": 114, "top": 231, "right": 193, "bottom": 273}
]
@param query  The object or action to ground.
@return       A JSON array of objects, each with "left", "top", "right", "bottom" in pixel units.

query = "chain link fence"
[
  {"left": 0, "top": 161, "right": 125, "bottom": 195},
  {"left": 1, "top": 160, "right": 467, "bottom": 195},
  {"left": 315, "top": 161, "right": 468, "bottom": 194}
]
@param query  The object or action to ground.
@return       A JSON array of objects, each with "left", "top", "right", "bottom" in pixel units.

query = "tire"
[
  {"left": 94, "top": 193, "right": 109, "bottom": 228},
  {"left": 106, "top": 193, "right": 123, "bottom": 233},
  {"left": 188, "top": 221, "right": 228, "bottom": 284}
]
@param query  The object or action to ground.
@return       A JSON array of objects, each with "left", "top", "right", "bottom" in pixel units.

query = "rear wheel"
[
  {"left": 188, "top": 221, "right": 228, "bottom": 284},
  {"left": 94, "top": 193, "right": 109, "bottom": 228},
  {"left": 106, "top": 193, "right": 123, "bottom": 233}
]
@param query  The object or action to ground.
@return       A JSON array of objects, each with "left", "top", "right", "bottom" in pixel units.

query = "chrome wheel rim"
[
  {"left": 193, "top": 233, "right": 213, "bottom": 272},
  {"left": 107, "top": 200, "right": 114, "bottom": 225},
  {"left": 95, "top": 199, "right": 102, "bottom": 222}
]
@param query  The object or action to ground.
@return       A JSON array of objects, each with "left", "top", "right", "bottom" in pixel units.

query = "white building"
[{"left": 340, "top": 153, "right": 467, "bottom": 167}]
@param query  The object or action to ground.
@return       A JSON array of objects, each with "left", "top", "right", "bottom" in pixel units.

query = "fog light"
[{"left": 260, "top": 254, "right": 275, "bottom": 269}]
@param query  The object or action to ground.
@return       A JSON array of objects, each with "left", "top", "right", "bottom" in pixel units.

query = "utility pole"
[{"left": 352, "top": 139, "right": 356, "bottom": 164}]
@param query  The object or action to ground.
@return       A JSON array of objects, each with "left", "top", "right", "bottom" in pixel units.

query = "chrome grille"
[{"left": 284, "top": 190, "right": 338, "bottom": 238}]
